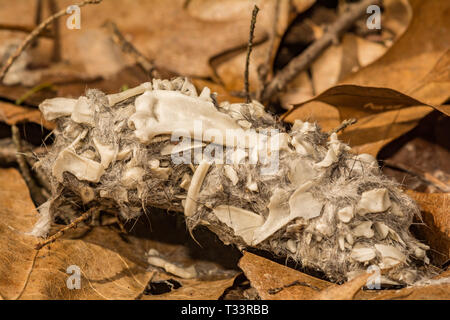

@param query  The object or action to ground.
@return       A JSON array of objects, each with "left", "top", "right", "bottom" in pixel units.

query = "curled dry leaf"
[
  {"left": 238, "top": 251, "right": 333, "bottom": 300},
  {"left": 0, "top": 168, "right": 155, "bottom": 300},
  {"left": 0, "top": 101, "right": 55, "bottom": 130},
  {"left": 406, "top": 190, "right": 450, "bottom": 267},
  {"left": 284, "top": 0, "right": 450, "bottom": 156}
]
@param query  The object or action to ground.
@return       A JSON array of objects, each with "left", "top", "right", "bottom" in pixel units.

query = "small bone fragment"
[
  {"left": 337, "top": 206, "right": 354, "bottom": 223},
  {"left": 373, "top": 222, "right": 390, "bottom": 239},
  {"left": 286, "top": 239, "right": 297, "bottom": 253},
  {"left": 52, "top": 148, "right": 104, "bottom": 183},
  {"left": 71, "top": 96, "right": 95, "bottom": 126},
  {"left": 160, "top": 138, "right": 205, "bottom": 156},
  {"left": 375, "top": 244, "right": 407, "bottom": 268},
  {"left": 338, "top": 236, "right": 346, "bottom": 251},
  {"left": 350, "top": 247, "right": 376, "bottom": 262},
  {"left": 246, "top": 173, "right": 258, "bottom": 192},
  {"left": 147, "top": 250, "right": 197, "bottom": 279},
  {"left": 288, "top": 158, "right": 316, "bottom": 185},
  {"left": 224, "top": 165, "right": 239, "bottom": 185},
  {"left": 106, "top": 82, "right": 152, "bottom": 107},
  {"left": 314, "top": 148, "right": 338, "bottom": 168},
  {"left": 93, "top": 138, "right": 117, "bottom": 168},
  {"left": 352, "top": 221, "right": 374, "bottom": 238},
  {"left": 357, "top": 188, "right": 392, "bottom": 215},
  {"left": 288, "top": 190, "right": 323, "bottom": 221},
  {"left": 39, "top": 97, "right": 77, "bottom": 120},
  {"left": 184, "top": 160, "right": 210, "bottom": 217},
  {"left": 180, "top": 173, "right": 191, "bottom": 191},
  {"left": 213, "top": 205, "right": 264, "bottom": 245}
]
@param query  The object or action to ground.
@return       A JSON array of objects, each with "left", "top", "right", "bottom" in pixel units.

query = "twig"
[
  {"left": 0, "top": 0, "right": 103, "bottom": 83},
  {"left": 383, "top": 160, "right": 450, "bottom": 193},
  {"left": 11, "top": 125, "right": 46, "bottom": 204},
  {"left": 15, "top": 82, "right": 54, "bottom": 105},
  {"left": 329, "top": 118, "right": 357, "bottom": 135},
  {"left": 48, "top": 0, "right": 61, "bottom": 62},
  {"left": 261, "top": 0, "right": 380, "bottom": 101},
  {"left": 244, "top": 5, "right": 259, "bottom": 103},
  {"left": 104, "top": 21, "right": 160, "bottom": 78},
  {"left": 257, "top": 0, "right": 280, "bottom": 98},
  {"left": 0, "top": 24, "right": 52, "bottom": 38},
  {"left": 35, "top": 208, "right": 95, "bottom": 250}
]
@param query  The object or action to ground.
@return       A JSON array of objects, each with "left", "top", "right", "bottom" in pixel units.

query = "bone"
[
  {"left": 213, "top": 205, "right": 264, "bottom": 245},
  {"left": 375, "top": 244, "right": 407, "bottom": 268},
  {"left": 357, "top": 188, "right": 392, "bottom": 215},
  {"left": 106, "top": 82, "right": 152, "bottom": 107},
  {"left": 350, "top": 247, "right": 376, "bottom": 262},
  {"left": 52, "top": 148, "right": 104, "bottom": 183},
  {"left": 71, "top": 96, "right": 95, "bottom": 126},
  {"left": 184, "top": 160, "right": 210, "bottom": 217},
  {"left": 39, "top": 97, "right": 77, "bottom": 121}
]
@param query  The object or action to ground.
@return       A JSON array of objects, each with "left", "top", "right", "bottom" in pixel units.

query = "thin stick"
[
  {"left": 329, "top": 118, "right": 357, "bottom": 135},
  {"left": 261, "top": 0, "right": 380, "bottom": 101},
  {"left": 11, "top": 125, "right": 46, "bottom": 204},
  {"left": 0, "top": 24, "right": 52, "bottom": 38},
  {"left": 35, "top": 208, "right": 94, "bottom": 250},
  {"left": 48, "top": 0, "right": 61, "bottom": 62},
  {"left": 244, "top": 5, "right": 259, "bottom": 103},
  {"left": 104, "top": 21, "right": 160, "bottom": 78},
  {"left": 0, "top": 0, "right": 102, "bottom": 83}
]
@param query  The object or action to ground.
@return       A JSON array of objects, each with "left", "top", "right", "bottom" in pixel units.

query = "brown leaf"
[
  {"left": 142, "top": 273, "right": 238, "bottom": 300},
  {"left": 313, "top": 272, "right": 371, "bottom": 300},
  {"left": 0, "top": 168, "right": 154, "bottom": 299},
  {"left": 0, "top": 101, "right": 55, "bottom": 129},
  {"left": 406, "top": 191, "right": 450, "bottom": 267},
  {"left": 341, "top": 0, "right": 450, "bottom": 106},
  {"left": 238, "top": 251, "right": 333, "bottom": 300}
]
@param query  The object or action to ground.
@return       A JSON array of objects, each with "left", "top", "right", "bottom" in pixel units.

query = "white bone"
[
  {"left": 116, "top": 147, "right": 132, "bottom": 161},
  {"left": 357, "top": 188, "right": 391, "bottom": 215},
  {"left": 213, "top": 205, "right": 265, "bottom": 245},
  {"left": 147, "top": 255, "right": 197, "bottom": 279},
  {"left": 160, "top": 138, "right": 206, "bottom": 156},
  {"left": 346, "top": 153, "right": 379, "bottom": 175},
  {"left": 39, "top": 97, "right": 77, "bottom": 120},
  {"left": 93, "top": 138, "right": 117, "bottom": 168},
  {"left": 338, "top": 236, "right": 345, "bottom": 251},
  {"left": 350, "top": 247, "right": 376, "bottom": 262},
  {"left": 184, "top": 160, "right": 210, "bottom": 217},
  {"left": 149, "top": 159, "right": 171, "bottom": 180},
  {"left": 288, "top": 159, "right": 316, "bottom": 185},
  {"left": 246, "top": 173, "right": 258, "bottom": 192},
  {"left": 224, "top": 165, "right": 239, "bottom": 185},
  {"left": 352, "top": 221, "right": 374, "bottom": 238},
  {"left": 52, "top": 148, "right": 104, "bottom": 183},
  {"left": 375, "top": 244, "right": 407, "bottom": 268},
  {"left": 373, "top": 222, "right": 390, "bottom": 239},
  {"left": 128, "top": 90, "right": 246, "bottom": 146},
  {"left": 345, "top": 233, "right": 354, "bottom": 245},
  {"left": 71, "top": 96, "right": 95, "bottom": 126},
  {"left": 288, "top": 190, "right": 323, "bottom": 221},
  {"left": 180, "top": 173, "right": 192, "bottom": 191},
  {"left": 337, "top": 206, "right": 354, "bottom": 223},
  {"left": 106, "top": 82, "right": 152, "bottom": 107},
  {"left": 314, "top": 147, "right": 338, "bottom": 169}
]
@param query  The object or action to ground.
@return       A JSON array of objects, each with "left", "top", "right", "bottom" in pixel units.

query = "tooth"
[{"left": 184, "top": 160, "right": 210, "bottom": 217}]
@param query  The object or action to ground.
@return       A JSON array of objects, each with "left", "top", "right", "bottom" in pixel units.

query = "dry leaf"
[
  {"left": 313, "top": 271, "right": 372, "bottom": 300},
  {"left": 406, "top": 191, "right": 449, "bottom": 267},
  {"left": 0, "top": 101, "right": 55, "bottom": 129},
  {"left": 143, "top": 273, "right": 238, "bottom": 300},
  {"left": 0, "top": 168, "right": 155, "bottom": 300},
  {"left": 341, "top": 0, "right": 450, "bottom": 106},
  {"left": 238, "top": 251, "right": 333, "bottom": 300}
]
